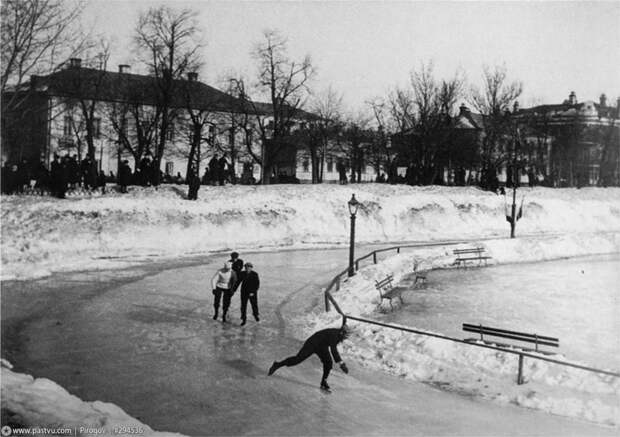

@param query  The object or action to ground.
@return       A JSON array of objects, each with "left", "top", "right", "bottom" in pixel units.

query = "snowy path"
[{"left": 1, "top": 247, "right": 615, "bottom": 436}]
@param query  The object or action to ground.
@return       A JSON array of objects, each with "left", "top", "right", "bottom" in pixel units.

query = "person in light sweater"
[{"left": 211, "top": 261, "right": 237, "bottom": 322}]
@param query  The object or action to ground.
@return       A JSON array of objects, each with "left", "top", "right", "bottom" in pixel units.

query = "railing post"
[
  {"left": 355, "top": 260, "right": 359, "bottom": 271},
  {"left": 373, "top": 252, "right": 377, "bottom": 264},
  {"left": 397, "top": 247, "right": 401, "bottom": 254},
  {"left": 517, "top": 354, "right": 524, "bottom": 385},
  {"left": 325, "top": 291, "right": 330, "bottom": 312}
]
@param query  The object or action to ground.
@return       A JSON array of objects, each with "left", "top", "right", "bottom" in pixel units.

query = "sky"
[{"left": 81, "top": 0, "right": 620, "bottom": 113}]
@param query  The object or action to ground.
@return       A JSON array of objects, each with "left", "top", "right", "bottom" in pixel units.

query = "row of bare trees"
[{"left": 3, "top": 2, "right": 618, "bottom": 193}]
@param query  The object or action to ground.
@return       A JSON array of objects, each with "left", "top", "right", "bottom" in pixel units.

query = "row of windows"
[
  {"left": 64, "top": 116, "right": 102, "bottom": 138},
  {"left": 301, "top": 157, "right": 367, "bottom": 173},
  {"left": 63, "top": 117, "right": 227, "bottom": 144}
]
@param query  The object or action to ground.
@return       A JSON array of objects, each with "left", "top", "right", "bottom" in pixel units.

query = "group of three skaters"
[
  {"left": 211, "top": 251, "right": 260, "bottom": 326},
  {"left": 210, "top": 252, "right": 351, "bottom": 392}
]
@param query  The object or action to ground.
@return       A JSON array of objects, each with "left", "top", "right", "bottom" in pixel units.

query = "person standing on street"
[
  {"left": 211, "top": 261, "right": 237, "bottom": 322},
  {"left": 268, "top": 326, "right": 350, "bottom": 392},
  {"left": 229, "top": 251, "right": 244, "bottom": 285},
  {"left": 237, "top": 262, "right": 260, "bottom": 326}
]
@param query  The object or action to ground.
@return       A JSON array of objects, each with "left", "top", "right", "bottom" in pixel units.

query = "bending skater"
[{"left": 268, "top": 326, "right": 349, "bottom": 391}]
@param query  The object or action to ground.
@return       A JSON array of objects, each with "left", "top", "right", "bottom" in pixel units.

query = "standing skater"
[
  {"left": 211, "top": 261, "right": 237, "bottom": 322},
  {"left": 229, "top": 252, "right": 244, "bottom": 278},
  {"left": 268, "top": 326, "right": 350, "bottom": 391},
  {"left": 238, "top": 262, "right": 260, "bottom": 326}
]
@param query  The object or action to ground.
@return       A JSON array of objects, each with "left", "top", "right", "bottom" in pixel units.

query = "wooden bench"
[
  {"left": 375, "top": 274, "right": 405, "bottom": 310},
  {"left": 413, "top": 261, "right": 427, "bottom": 285},
  {"left": 462, "top": 323, "right": 559, "bottom": 354},
  {"left": 453, "top": 247, "right": 491, "bottom": 268}
]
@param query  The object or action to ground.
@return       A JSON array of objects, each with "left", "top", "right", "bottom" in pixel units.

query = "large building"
[
  {"left": 515, "top": 92, "right": 620, "bottom": 187},
  {"left": 0, "top": 59, "right": 324, "bottom": 184},
  {"left": 389, "top": 93, "right": 619, "bottom": 187}
]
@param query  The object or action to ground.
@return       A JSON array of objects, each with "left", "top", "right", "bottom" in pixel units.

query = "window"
[
  {"left": 63, "top": 116, "right": 73, "bottom": 136},
  {"left": 93, "top": 118, "right": 101, "bottom": 138},
  {"left": 302, "top": 158, "right": 309, "bottom": 172},
  {"left": 165, "top": 161, "right": 174, "bottom": 175},
  {"left": 166, "top": 123, "right": 174, "bottom": 141},
  {"left": 327, "top": 156, "right": 333, "bottom": 172}
]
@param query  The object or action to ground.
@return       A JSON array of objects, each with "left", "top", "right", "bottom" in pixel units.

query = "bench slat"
[{"left": 462, "top": 324, "right": 559, "bottom": 343}]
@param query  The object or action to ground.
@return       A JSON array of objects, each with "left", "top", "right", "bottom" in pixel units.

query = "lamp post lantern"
[{"left": 348, "top": 194, "right": 360, "bottom": 277}]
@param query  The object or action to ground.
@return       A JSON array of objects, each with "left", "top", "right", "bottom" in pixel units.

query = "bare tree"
[
  {"left": 134, "top": 5, "right": 203, "bottom": 185},
  {"left": 297, "top": 86, "right": 343, "bottom": 183},
  {"left": 246, "top": 29, "right": 316, "bottom": 184},
  {"left": 1, "top": 0, "right": 86, "bottom": 94},
  {"left": 386, "top": 62, "right": 464, "bottom": 184},
  {"left": 59, "top": 42, "right": 110, "bottom": 185},
  {"left": 470, "top": 64, "right": 523, "bottom": 189}
]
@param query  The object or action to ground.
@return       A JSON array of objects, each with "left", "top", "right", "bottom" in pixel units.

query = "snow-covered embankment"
[
  {"left": 0, "top": 361, "right": 183, "bottom": 436},
  {"left": 2, "top": 184, "right": 620, "bottom": 280}
]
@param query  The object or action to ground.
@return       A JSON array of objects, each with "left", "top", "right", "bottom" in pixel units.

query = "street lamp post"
[{"left": 348, "top": 194, "right": 360, "bottom": 277}]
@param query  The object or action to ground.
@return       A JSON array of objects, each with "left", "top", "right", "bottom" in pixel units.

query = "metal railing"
[{"left": 323, "top": 243, "right": 620, "bottom": 384}]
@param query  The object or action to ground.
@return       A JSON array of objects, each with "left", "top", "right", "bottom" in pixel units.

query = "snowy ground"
[
  {"left": 296, "top": 236, "right": 620, "bottom": 427},
  {"left": 2, "top": 184, "right": 620, "bottom": 281}
]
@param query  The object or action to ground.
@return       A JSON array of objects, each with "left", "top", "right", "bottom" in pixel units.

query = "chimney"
[
  {"left": 187, "top": 72, "right": 198, "bottom": 82},
  {"left": 459, "top": 104, "right": 470, "bottom": 116},
  {"left": 568, "top": 91, "right": 577, "bottom": 105},
  {"left": 513, "top": 100, "right": 520, "bottom": 113},
  {"left": 69, "top": 58, "right": 82, "bottom": 69},
  {"left": 599, "top": 93, "right": 607, "bottom": 108},
  {"left": 118, "top": 64, "right": 131, "bottom": 74}
]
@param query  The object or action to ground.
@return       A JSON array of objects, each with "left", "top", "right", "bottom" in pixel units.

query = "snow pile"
[
  {"left": 297, "top": 236, "right": 620, "bottom": 427},
  {"left": 1, "top": 362, "right": 184, "bottom": 436},
  {"left": 2, "top": 184, "right": 620, "bottom": 281}
]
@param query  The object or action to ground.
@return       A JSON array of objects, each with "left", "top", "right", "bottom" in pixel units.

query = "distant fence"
[{"left": 324, "top": 243, "right": 620, "bottom": 384}]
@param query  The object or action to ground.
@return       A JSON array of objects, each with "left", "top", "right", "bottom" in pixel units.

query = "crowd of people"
[{"left": 1, "top": 155, "right": 107, "bottom": 198}]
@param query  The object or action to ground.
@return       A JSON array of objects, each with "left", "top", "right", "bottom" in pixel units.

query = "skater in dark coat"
[
  {"left": 229, "top": 252, "right": 244, "bottom": 276},
  {"left": 269, "top": 326, "right": 350, "bottom": 391},
  {"left": 237, "top": 262, "right": 260, "bottom": 325}
]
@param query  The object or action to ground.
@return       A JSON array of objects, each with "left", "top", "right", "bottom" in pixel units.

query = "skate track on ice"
[{"left": 1, "top": 244, "right": 615, "bottom": 436}]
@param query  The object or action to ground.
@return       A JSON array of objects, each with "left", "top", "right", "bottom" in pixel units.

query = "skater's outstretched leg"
[
  {"left": 269, "top": 344, "right": 313, "bottom": 375},
  {"left": 317, "top": 348, "right": 333, "bottom": 390}
]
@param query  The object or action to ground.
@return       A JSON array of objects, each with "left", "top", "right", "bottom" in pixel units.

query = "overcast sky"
[{"left": 82, "top": 0, "right": 620, "bottom": 112}]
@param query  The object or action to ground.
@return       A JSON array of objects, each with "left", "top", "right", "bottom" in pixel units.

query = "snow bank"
[
  {"left": 296, "top": 234, "right": 620, "bottom": 427},
  {"left": 2, "top": 184, "right": 620, "bottom": 280},
  {"left": 0, "top": 361, "right": 183, "bottom": 436}
]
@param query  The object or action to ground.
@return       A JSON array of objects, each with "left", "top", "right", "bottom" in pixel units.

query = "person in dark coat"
[
  {"left": 269, "top": 326, "right": 350, "bottom": 391},
  {"left": 208, "top": 154, "right": 219, "bottom": 185},
  {"left": 237, "top": 262, "right": 260, "bottom": 326},
  {"left": 51, "top": 155, "right": 68, "bottom": 198},
  {"left": 229, "top": 251, "right": 244, "bottom": 290},
  {"left": 187, "top": 167, "right": 201, "bottom": 200},
  {"left": 119, "top": 160, "right": 131, "bottom": 193},
  {"left": 229, "top": 252, "right": 244, "bottom": 276},
  {"left": 218, "top": 155, "right": 228, "bottom": 185}
]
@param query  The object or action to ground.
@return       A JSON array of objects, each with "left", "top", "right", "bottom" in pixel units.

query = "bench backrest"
[
  {"left": 462, "top": 323, "right": 559, "bottom": 348},
  {"left": 375, "top": 275, "right": 394, "bottom": 292},
  {"left": 453, "top": 247, "right": 484, "bottom": 255}
]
